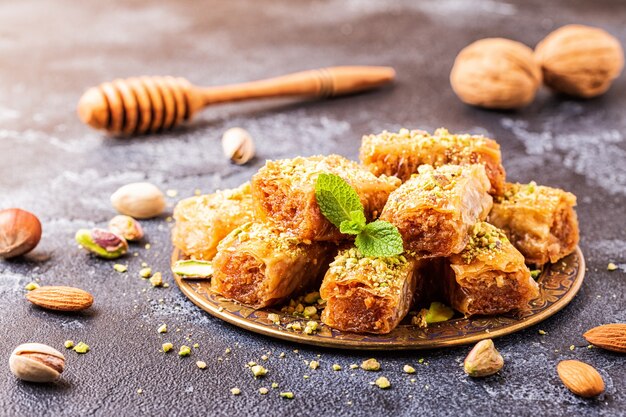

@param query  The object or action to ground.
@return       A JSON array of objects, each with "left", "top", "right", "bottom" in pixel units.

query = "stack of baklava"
[{"left": 172, "top": 128, "right": 579, "bottom": 334}]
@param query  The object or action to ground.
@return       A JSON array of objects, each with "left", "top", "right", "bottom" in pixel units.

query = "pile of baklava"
[{"left": 172, "top": 128, "right": 579, "bottom": 334}]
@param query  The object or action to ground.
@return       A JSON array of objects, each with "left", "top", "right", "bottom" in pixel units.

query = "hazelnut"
[
  {"left": 108, "top": 215, "right": 144, "bottom": 241},
  {"left": 222, "top": 127, "right": 255, "bottom": 165},
  {"left": 9, "top": 343, "right": 65, "bottom": 383},
  {"left": 450, "top": 38, "right": 542, "bottom": 109},
  {"left": 0, "top": 208, "right": 42, "bottom": 259},
  {"left": 535, "top": 24, "right": 624, "bottom": 98},
  {"left": 110, "top": 182, "right": 166, "bottom": 219}
]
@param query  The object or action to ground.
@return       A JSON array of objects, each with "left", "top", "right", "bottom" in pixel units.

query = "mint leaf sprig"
[{"left": 315, "top": 173, "right": 403, "bottom": 257}]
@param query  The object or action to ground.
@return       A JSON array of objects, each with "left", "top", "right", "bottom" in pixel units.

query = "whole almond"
[
  {"left": 583, "top": 323, "right": 626, "bottom": 353},
  {"left": 26, "top": 286, "right": 94, "bottom": 311},
  {"left": 557, "top": 360, "right": 605, "bottom": 398}
]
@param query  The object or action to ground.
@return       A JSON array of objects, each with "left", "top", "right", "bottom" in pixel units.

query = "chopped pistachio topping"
[
  {"left": 303, "top": 291, "right": 321, "bottom": 304},
  {"left": 332, "top": 364, "right": 342, "bottom": 371},
  {"left": 251, "top": 365, "right": 268, "bottom": 377},
  {"left": 530, "top": 270, "right": 542, "bottom": 279},
  {"left": 139, "top": 268, "right": 152, "bottom": 278},
  {"left": 461, "top": 222, "right": 508, "bottom": 264},
  {"left": 73, "top": 342, "right": 90, "bottom": 354},
  {"left": 375, "top": 376, "right": 391, "bottom": 389},
  {"left": 178, "top": 345, "right": 191, "bottom": 356},
  {"left": 607, "top": 262, "right": 618, "bottom": 271},
  {"left": 259, "top": 387, "right": 269, "bottom": 395},
  {"left": 403, "top": 365, "right": 416, "bottom": 374},
  {"left": 303, "top": 306, "right": 317, "bottom": 317},
  {"left": 230, "top": 388, "right": 241, "bottom": 395},
  {"left": 424, "top": 302, "right": 454, "bottom": 324},
  {"left": 158, "top": 324, "right": 167, "bottom": 333},
  {"left": 162, "top": 342, "right": 173, "bottom": 353},
  {"left": 280, "top": 392, "right": 294, "bottom": 399},
  {"left": 172, "top": 259, "right": 214, "bottom": 279},
  {"left": 361, "top": 358, "right": 381, "bottom": 371},
  {"left": 309, "top": 360, "right": 320, "bottom": 370},
  {"left": 149, "top": 272, "right": 163, "bottom": 287},
  {"left": 196, "top": 361, "right": 207, "bottom": 369},
  {"left": 113, "top": 264, "right": 128, "bottom": 273},
  {"left": 24, "top": 282, "right": 40, "bottom": 291},
  {"left": 64, "top": 340, "right": 74, "bottom": 349}
]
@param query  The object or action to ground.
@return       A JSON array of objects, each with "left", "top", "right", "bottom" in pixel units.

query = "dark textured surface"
[{"left": 1, "top": 1, "right": 625, "bottom": 416}]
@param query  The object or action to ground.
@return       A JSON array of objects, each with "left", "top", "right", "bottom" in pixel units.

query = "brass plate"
[{"left": 172, "top": 247, "right": 584, "bottom": 350}]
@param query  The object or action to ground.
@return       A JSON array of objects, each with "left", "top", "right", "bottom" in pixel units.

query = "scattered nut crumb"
[
  {"left": 259, "top": 387, "right": 269, "bottom": 395},
  {"left": 350, "top": 364, "right": 358, "bottom": 369},
  {"left": 139, "top": 268, "right": 152, "bottom": 278},
  {"left": 158, "top": 324, "right": 167, "bottom": 333},
  {"left": 569, "top": 345, "right": 575, "bottom": 351},
  {"left": 73, "top": 342, "right": 90, "bottom": 354},
  {"left": 332, "top": 364, "right": 342, "bottom": 371},
  {"left": 194, "top": 189, "right": 202, "bottom": 196},
  {"left": 607, "top": 262, "right": 618, "bottom": 271},
  {"left": 225, "top": 348, "right": 231, "bottom": 354},
  {"left": 280, "top": 392, "right": 294, "bottom": 399},
  {"left": 193, "top": 343, "right": 199, "bottom": 348},
  {"left": 196, "top": 361, "right": 207, "bottom": 369},
  {"left": 293, "top": 349, "right": 299, "bottom": 354},
  {"left": 271, "top": 382, "right": 279, "bottom": 389},
  {"left": 64, "top": 340, "right": 74, "bottom": 349},
  {"left": 375, "top": 376, "right": 391, "bottom": 389},
  {"left": 162, "top": 342, "right": 173, "bottom": 353},
  {"left": 279, "top": 352, "right": 285, "bottom": 358},
  {"left": 267, "top": 313, "right": 280, "bottom": 324},
  {"left": 230, "top": 388, "right": 241, "bottom": 395},
  {"left": 24, "top": 282, "right": 40, "bottom": 291},
  {"left": 113, "top": 264, "right": 128, "bottom": 273},
  {"left": 309, "top": 360, "right": 319, "bottom": 370},
  {"left": 403, "top": 365, "right": 416, "bottom": 374},
  {"left": 166, "top": 189, "right": 178, "bottom": 198},
  {"left": 149, "top": 272, "right": 163, "bottom": 287},
  {"left": 145, "top": 243, "right": 151, "bottom": 250},
  {"left": 137, "top": 389, "right": 143, "bottom": 394},
  {"left": 178, "top": 345, "right": 191, "bottom": 356},
  {"left": 261, "top": 355, "right": 268, "bottom": 361},
  {"left": 538, "top": 330, "right": 547, "bottom": 335},
  {"left": 361, "top": 358, "right": 381, "bottom": 371},
  {"left": 251, "top": 365, "right": 268, "bottom": 377}
]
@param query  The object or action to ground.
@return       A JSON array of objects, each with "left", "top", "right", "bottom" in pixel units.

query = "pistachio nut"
[
  {"left": 108, "top": 215, "right": 144, "bottom": 241},
  {"left": 222, "top": 127, "right": 255, "bottom": 165},
  {"left": 9, "top": 342, "right": 65, "bottom": 383},
  {"left": 75, "top": 228, "right": 128, "bottom": 259},
  {"left": 171, "top": 259, "right": 213, "bottom": 279},
  {"left": 464, "top": 339, "right": 504, "bottom": 377},
  {"left": 110, "top": 182, "right": 166, "bottom": 219}
]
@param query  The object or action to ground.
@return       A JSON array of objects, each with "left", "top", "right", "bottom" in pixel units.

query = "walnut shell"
[
  {"left": 535, "top": 24, "right": 624, "bottom": 98},
  {"left": 450, "top": 38, "right": 542, "bottom": 109}
]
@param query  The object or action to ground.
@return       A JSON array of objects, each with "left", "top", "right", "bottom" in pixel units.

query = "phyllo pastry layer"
[
  {"left": 488, "top": 182, "right": 579, "bottom": 266},
  {"left": 359, "top": 128, "right": 506, "bottom": 195},
  {"left": 380, "top": 164, "right": 493, "bottom": 257},
  {"left": 172, "top": 182, "right": 254, "bottom": 260},
  {"left": 320, "top": 248, "right": 423, "bottom": 334},
  {"left": 251, "top": 154, "right": 401, "bottom": 241},
  {"left": 444, "top": 222, "right": 540, "bottom": 316},
  {"left": 211, "top": 222, "right": 333, "bottom": 309}
]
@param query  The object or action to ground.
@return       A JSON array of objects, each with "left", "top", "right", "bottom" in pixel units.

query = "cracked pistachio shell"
[
  {"left": 75, "top": 228, "right": 128, "bottom": 259},
  {"left": 9, "top": 343, "right": 65, "bottom": 383},
  {"left": 222, "top": 128, "right": 255, "bottom": 165}
]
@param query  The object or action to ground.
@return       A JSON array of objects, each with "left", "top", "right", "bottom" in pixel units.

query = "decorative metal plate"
[{"left": 172, "top": 247, "right": 584, "bottom": 350}]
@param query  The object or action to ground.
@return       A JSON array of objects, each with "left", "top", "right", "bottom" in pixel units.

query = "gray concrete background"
[{"left": 0, "top": 1, "right": 625, "bottom": 416}]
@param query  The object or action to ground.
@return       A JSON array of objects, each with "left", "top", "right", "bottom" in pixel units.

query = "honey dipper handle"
[{"left": 196, "top": 66, "right": 396, "bottom": 106}]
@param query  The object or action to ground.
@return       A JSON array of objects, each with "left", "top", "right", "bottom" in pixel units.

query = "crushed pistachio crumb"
[
  {"left": 530, "top": 270, "right": 542, "bottom": 279},
  {"left": 162, "top": 342, "right": 173, "bottom": 353},
  {"left": 309, "top": 360, "right": 320, "bottom": 370},
  {"left": 137, "top": 389, "right": 143, "bottom": 394},
  {"left": 248, "top": 361, "right": 257, "bottom": 367},
  {"left": 403, "top": 365, "right": 416, "bottom": 374},
  {"left": 332, "top": 364, "right": 342, "bottom": 371},
  {"left": 350, "top": 364, "right": 359, "bottom": 369},
  {"left": 149, "top": 272, "right": 163, "bottom": 287},
  {"left": 24, "top": 282, "right": 40, "bottom": 291},
  {"left": 293, "top": 349, "right": 299, "bottom": 353},
  {"left": 279, "top": 352, "right": 285, "bottom": 358},
  {"left": 113, "top": 264, "right": 128, "bottom": 273},
  {"left": 267, "top": 313, "right": 280, "bottom": 324},
  {"left": 303, "top": 375, "right": 309, "bottom": 379},
  {"left": 607, "top": 262, "right": 618, "bottom": 271},
  {"left": 418, "top": 358, "right": 424, "bottom": 364},
  {"left": 410, "top": 378, "right": 416, "bottom": 383},
  {"left": 193, "top": 343, "right": 199, "bottom": 348},
  {"left": 196, "top": 361, "right": 207, "bottom": 369},
  {"left": 225, "top": 348, "right": 231, "bottom": 354},
  {"left": 230, "top": 388, "right": 241, "bottom": 395},
  {"left": 271, "top": 382, "right": 279, "bottom": 389},
  {"left": 259, "top": 387, "right": 269, "bottom": 395},
  {"left": 538, "top": 330, "right": 547, "bottom": 335},
  {"left": 139, "top": 268, "right": 152, "bottom": 278},
  {"left": 73, "top": 342, "right": 90, "bottom": 354},
  {"left": 361, "top": 358, "right": 381, "bottom": 371},
  {"left": 261, "top": 355, "right": 269, "bottom": 361},
  {"left": 178, "top": 345, "right": 191, "bottom": 356},
  {"left": 145, "top": 243, "right": 151, "bottom": 250},
  {"left": 163, "top": 283, "right": 170, "bottom": 288},
  {"left": 375, "top": 376, "right": 391, "bottom": 389},
  {"left": 303, "top": 306, "right": 317, "bottom": 317},
  {"left": 166, "top": 189, "right": 178, "bottom": 198},
  {"left": 280, "top": 392, "right": 294, "bottom": 399},
  {"left": 158, "top": 324, "right": 167, "bottom": 333},
  {"left": 251, "top": 365, "right": 268, "bottom": 377},
  {"left": 569, "top": 345, "right": 575, "bottom": 351},
  {"left": 64, "top": 340, "right": 74, "bottom": 349}
]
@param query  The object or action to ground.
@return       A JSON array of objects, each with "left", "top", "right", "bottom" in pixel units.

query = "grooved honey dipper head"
[{"left": 77, "top": 76, "right": 193, "bottom": 135}]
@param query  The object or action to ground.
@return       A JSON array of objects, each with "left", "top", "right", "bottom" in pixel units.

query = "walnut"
[
  {"left": 450, "top": 38, "right": 542, "bottom": 110},
  {"left": 535, "top": 24, "right": 624, "bottom": 98}
]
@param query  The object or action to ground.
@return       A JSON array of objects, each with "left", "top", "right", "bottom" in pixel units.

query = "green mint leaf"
[
  {"left": 355, "top": 220, "right": 404, "bottom": 257},
  {"left": 340, "top": 220, "right": 364, "bottom": 235},
  {"left": 349, "top": 210, "right": 366, "bottom": 226},
  {"left": 315, "top": 173, "right": 365, "bottom": 228}
]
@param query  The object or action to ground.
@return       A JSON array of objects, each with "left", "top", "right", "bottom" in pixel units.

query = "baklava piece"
[
  {"left": 320, "top": 248, "right": 423, "bottom": 334},
  {"left": 211, "top": 222, "right": 333, "bottom": 309},
  {"left": 251, "top": 154, "right": 400, "bottom": 241},
  {"left": 488, "top": 182, "right": 579, "bottom": 266},
  {"left": 444, "top": 222, "right": 540, "bottom": 316},
  {"left": 359, "top": 128, "right": 506, "bottom": 195},
  {"left": 380, "top": 164, "right": 493, "bottom": 257},
  {"left": 172, "top": 182, "right": 254, "bottom": 260}
]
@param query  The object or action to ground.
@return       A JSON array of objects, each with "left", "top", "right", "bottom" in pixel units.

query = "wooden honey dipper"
[{"left": 77, "top": 66, "right": 395, "bottom": 135}]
